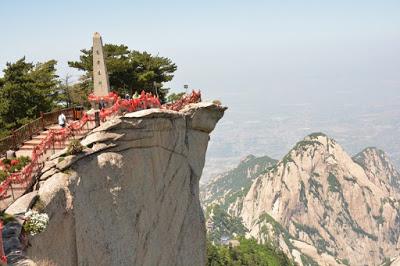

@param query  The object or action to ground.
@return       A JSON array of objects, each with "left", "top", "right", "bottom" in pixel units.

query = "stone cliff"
[{"left": 17, "top": 103, "right": 225, "bottom": 265}]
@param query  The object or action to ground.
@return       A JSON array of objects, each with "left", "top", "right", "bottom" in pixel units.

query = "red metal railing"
[{"left": 0, "top": 107, "right": 80, "bottom": 156}]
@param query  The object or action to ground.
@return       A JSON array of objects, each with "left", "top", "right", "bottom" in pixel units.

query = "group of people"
[{"left": 98, "top": 91, "right": 141, "bottom": 110}]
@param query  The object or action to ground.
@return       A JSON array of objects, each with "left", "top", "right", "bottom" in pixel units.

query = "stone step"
[
  {"left": 23, "top": 139, "right": 44, "bottom": 146},
  {"left": 31, "top": 135, "right": 48, "bottom": 140},
  {"left": 23, "top": 137, "right": 84, "bottom": 146},
  {"left": 11, "top": 122, "right": 95, "bottom": 159},
  {"left": 18, "top": 146, "right": 66, "bottom": 151}
]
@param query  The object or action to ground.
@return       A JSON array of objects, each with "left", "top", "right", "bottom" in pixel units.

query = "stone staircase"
[
  {"left": 0, "top": 122, "right": 95, "bottom": 210},
  {"left": 16, "top": 124, "right": 91, "bottom": 158}
]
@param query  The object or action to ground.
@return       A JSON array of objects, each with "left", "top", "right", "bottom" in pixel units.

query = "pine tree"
[{"left": 0, "top": 57, "right": 59, "bottom": 136}]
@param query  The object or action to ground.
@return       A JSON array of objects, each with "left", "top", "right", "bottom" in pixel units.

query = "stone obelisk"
[{"left": 92, "top": 32, "right": 110, "bottom": 96}]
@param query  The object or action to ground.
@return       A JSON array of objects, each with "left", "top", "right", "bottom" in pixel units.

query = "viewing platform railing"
[{"left": 0, "top": 107, "right": 84, "bottom": 157}]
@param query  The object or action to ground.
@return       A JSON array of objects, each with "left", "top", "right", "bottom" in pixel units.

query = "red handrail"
[{"left": 0, "top": 107, "right": 78, "bottom": 156}]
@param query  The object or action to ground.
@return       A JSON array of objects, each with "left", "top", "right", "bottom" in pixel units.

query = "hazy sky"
[{"left": 1, "top": 0, "right": 399, "bottom": 112}]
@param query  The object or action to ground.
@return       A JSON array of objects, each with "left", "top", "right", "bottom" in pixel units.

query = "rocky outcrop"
[
  {"left": 353, "top": 147, "right": 400, "bottom": 193},
  {"left": 226, "top": 133, "right": 400, "bottom": 265},
  {"left": 24, "top": 103, "right": 226, "bottom": 266},
  {"left": 200, "top": 154, "right": 277, "bottom": 216},
  {"left": 3, "top": 192, "right": 38, "bottom": 265}
]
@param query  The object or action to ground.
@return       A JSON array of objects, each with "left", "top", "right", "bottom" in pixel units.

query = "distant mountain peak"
[
  {"left": 270, "top": 133, "right": 342, "bottom": 175},
  {"left": 306, "top": 131, "right": 328, "bottom": 138},
  {"left": 353, "top": 147, "right": 400, "bottom": 191},
  {"left": 354, "top": 147, "right": 388, "bottom": 164},
  {"left": 291, "top": 132, "right": 337, "bottom": 152},
  {"left": 239, "top": 154, "right": 256, "bottom": 164}
]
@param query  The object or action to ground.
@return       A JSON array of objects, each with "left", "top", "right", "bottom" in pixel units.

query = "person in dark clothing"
[{"left": 98, "top": 98, "right": 106, "bottom": 110}]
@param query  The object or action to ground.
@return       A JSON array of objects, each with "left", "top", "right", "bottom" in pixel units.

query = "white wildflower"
[{"left": 24, "top": 209, "right": 49, "bottom": 236}]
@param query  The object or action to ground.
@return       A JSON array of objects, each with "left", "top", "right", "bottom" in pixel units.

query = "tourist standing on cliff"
[{"left": 58, "top": 113, "right": 66, "bottom": 128}]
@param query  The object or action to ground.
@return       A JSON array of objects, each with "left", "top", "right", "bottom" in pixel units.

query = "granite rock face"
[
  {"left": 26, "top": 103, "right": 226, "bottom": 266},
  {"left": 238, "top": 134, "right": 400, "bottom": 265}
]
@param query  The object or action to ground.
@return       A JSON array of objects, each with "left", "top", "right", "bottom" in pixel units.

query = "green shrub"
[
  {"left": 328, "top": 173, "right": 341, "bottom": 193},
  {"left": 9, "top": 156, "right": 31, "bottom": 172},
  {"left": 342, "top": 258, "right": 350, "bottom": 266},
  {"left": 32, "top": 197, "right": 46, "bottom": 212},
  {"left": 167, "top": 92, "right": 185, "bottom": 103},
  {"left": 66, "top": 139, "right": 84, "bottom": 155},
  {"left": 0, "top": 211, "right": 16, "bottom": 225},
  {"left": 18, "top": 156, "right": 31, "bottom": 166},
  {"left": 0, "top": 170, "right": 8, "bottom": 182},
  {"left": 1, "top": 159, "right": 11, "bottom": 165}
]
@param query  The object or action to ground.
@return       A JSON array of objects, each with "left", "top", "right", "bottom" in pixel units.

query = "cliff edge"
[{"left": 22, "top": 103, "right": 226, "bottom": 266}]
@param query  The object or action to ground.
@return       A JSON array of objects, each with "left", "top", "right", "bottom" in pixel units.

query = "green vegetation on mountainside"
[
  {"left": 207, "top": 237, "right": 294, "bottom": 266},
  {"left": 203, "top": 155, "right": 277, "bottom": 210},
  {"left": 206, "top": 204, "right": 248, "bottom": 243},
  {"left": 257, "top": 212, "right": 295, "bottom": 250}
]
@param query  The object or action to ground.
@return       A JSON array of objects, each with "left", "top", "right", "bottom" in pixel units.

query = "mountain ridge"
[
  {"left": 201, "top": 154, "right": 277, "bottom": 215},
  {"left": 202, "top": 132, "right": 400, "bottom": 266}
]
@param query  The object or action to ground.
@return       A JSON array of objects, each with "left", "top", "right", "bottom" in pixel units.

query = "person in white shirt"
[{"left": 58, "top": 113, "right": 67, "bottom": 128}]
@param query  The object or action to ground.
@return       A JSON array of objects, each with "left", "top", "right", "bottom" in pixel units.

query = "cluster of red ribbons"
[
  {"left": 0, "top": 90, "right": 201, "bottom": 200},
  {"left": 88, "top": 92, "right": 119, "bottom": 103},
  {"left": 99, "top": 91, "right": 161, "bottom": 120},
  {"left": 163, "top": 90, "right": 201, "bottom": 111}
]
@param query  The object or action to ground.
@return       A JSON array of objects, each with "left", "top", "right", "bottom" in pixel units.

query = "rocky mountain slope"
[
  {"left": 203, "top": 133, "right": 400, "bottom": 266},
  {"left": 12, "top": 103, "right": 226, "bottom": 266},
  {"left": 201, "top": 154, "right": 277, "bottom": 216},
  {"left": 353, "top": 147, "right": 400, "bottom": 194}
]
